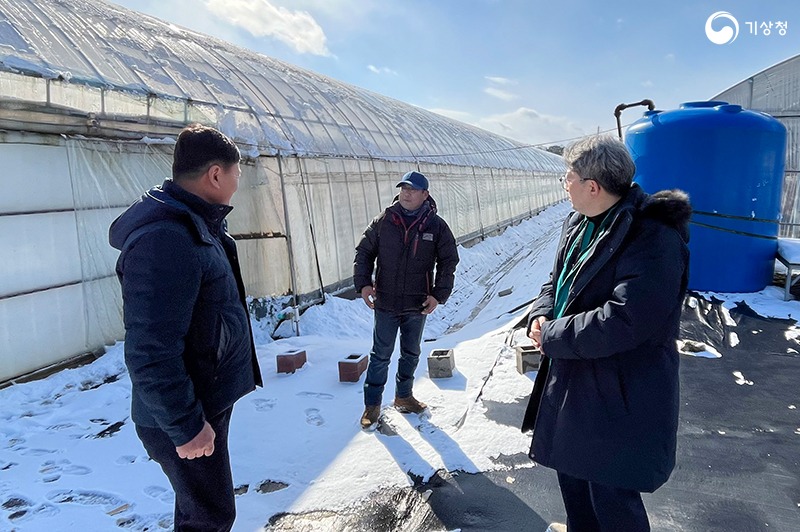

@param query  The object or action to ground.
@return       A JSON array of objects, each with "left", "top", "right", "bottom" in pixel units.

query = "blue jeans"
[{"left": 364, "top": 309, "right": 427, "bottom": 406}]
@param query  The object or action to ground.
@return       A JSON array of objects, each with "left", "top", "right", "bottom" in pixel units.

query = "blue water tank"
[{"left": 625, "top": 101, "right": 786, "bottom": 292}]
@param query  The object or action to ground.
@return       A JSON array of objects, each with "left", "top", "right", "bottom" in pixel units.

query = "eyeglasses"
[{"left": 559, "top": 171, "right": 592, "bottom": 190}]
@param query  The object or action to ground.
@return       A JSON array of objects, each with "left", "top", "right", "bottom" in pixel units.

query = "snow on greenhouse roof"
[{"left": 0, "top": 0, "right": 564, "bottom": 171}]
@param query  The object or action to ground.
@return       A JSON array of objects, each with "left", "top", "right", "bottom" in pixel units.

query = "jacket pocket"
[
  {"left": 544, "top": 360, "right": 569, "bottom": 409},
  {"left": 593, "top": 359, "right": 629, "bottom": 419},
  {"left": 216, "top": 313, "right": 230, "bottom": 366}
]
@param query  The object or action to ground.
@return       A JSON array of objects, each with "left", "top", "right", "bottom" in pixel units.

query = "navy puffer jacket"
[
  {"left": 354, "top": 196, "right": 459, "bottom": 314},
  {"left": 109, "top": 180, "right": 262, "bottom": 446},
  {"left": 521, "top": 184, "right": 691, "bottom": 493}
]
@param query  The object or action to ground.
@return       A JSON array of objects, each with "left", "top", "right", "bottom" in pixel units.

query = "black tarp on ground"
[{"left": 266, "top": 294, "right": 800, "bottom": 531}]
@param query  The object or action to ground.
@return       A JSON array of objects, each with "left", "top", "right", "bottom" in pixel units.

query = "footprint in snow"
[
  {"left": 115, "top": 512, "right": 173, "bottom": 530},
  {"left": 2, "top": 495, "right": 60, "bottom": 523},
  {"left": 3, "top": 437, "right": 25, "bottom": 451},
  {"left": 47, "top": 422, "right": 77, "bottom": 432},
  {"left": 39, "top": 460, "right": 92, "bottom": 483},
  {"left": 46, "top": 489, "right": 127, "bottom": 511},
  {"left": 305, "top": 408, "right": 325, "bottom": 426},
  {"left": 3, "top": 494, "right": 33, "bottom": 512},
  {"left": 144, "top": 485, "right": 174, "bottom": 504},
  {"left": 20, "top": 448, "right": 58, "bottom": 457},
  {"left": 296, "top": 391, "right": 334, "bottom": 400},
  {"left": 0, "top": 459, "right": 19, "bottom": 471},
  {"left": 253, "top": 398, "right": 277, "bottom": 412}
]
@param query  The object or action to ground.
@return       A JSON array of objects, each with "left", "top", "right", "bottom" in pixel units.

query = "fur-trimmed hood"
[{"left": 637, "top": 187, "right": 692, "bottom": 243}]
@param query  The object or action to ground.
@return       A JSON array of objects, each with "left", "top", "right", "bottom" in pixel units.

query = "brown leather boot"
[
  {"left": 360, "top": 405, "right": 380, "bottom": 430},
  {"left": 393, "top": 395, "right": 427, "bottom": 414}
]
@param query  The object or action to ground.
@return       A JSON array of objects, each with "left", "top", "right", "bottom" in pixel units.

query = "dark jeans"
[
  {"left": 557, "top": 471, "right": 650, "bottom": 532},
  {"left": 364, "top": 309, "right": 427, "bottom": 406},
  {"left": 136, "top": 408, "right": 235, "bottom": 532}
]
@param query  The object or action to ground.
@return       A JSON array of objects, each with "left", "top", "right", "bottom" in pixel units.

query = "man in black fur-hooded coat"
[{"left": 522, "top": 135, "right": 691, "bottom": 531}]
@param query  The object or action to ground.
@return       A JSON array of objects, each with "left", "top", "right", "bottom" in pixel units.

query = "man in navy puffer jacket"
[
  {"left": 109, "top": 125, "right": 261, "bottom": 531},
  {"left": 354, "top": 171, "right": 459, "bottom": 430}
]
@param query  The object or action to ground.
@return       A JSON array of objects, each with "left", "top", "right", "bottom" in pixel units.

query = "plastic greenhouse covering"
[
  {"left": 0, "top": 0, "right": 567, "bottom": 381},
  {"left": 0, "top": 0, "right": 565, "bottom": 171},
  {"left": 713, "top": 53, "right": 800, "bottom": 237}
]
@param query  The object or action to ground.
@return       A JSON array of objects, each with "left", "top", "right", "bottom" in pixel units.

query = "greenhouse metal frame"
[
  {"left": 0, "top": 0, "right": 565, "bottom": 382},
  {"left": 713, "top": 53, "right": 800, "bottom": 237}
]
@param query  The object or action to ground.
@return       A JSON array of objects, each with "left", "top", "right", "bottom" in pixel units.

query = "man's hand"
[
  {"left": 421, "top": 295, "right": 439, "bottom": 315},
  {"left": 360, "top": 286, "right": 376, "bottom": 309},
  {"left": 528, "top": 316, "right": 548, "bottom": 351},
  {"left": 176, "top": 421, "right": 215, "bottom": 459}
]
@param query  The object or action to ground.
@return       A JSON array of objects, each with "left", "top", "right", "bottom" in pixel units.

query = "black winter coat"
[
  {"left": 521, "top": 184, "right": 691, "bottom": 493},
  {"left": 354, "top": 196, "right": 459, "bottom": 314},
  {"left": 109, "top": 180, "right": 262, "bottom": 447}
]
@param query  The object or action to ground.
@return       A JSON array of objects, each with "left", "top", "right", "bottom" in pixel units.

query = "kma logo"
[{"left": 705, "top": 11, "right": 739, "bottom": 44}]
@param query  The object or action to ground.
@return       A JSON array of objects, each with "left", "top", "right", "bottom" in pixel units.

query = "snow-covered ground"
[{"left": 2, "top": 200, "right": 800, "bottom": 531}]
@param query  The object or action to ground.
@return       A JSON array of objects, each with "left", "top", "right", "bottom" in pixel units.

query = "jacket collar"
[
  {"left": 569, "top": 184, "right": 690, "bottom": 239},
  {"left": 162, "top": 179, "right": 233, "bottom": 232},
  {"left": 560, "top": 183, "right": 690, "bottom": 314}
]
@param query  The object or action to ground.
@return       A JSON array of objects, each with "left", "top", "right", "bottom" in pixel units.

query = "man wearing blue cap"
[{"left": 354, "top": 170, "right": 459, "bottom": 430}]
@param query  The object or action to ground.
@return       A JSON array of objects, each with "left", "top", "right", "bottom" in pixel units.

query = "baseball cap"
[{"left": 395, "top": 171, "right": 429, "bottom": 191}]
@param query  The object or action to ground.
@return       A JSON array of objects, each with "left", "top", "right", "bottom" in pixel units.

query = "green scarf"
[{"left": 553, "top": 208, "right": 617, "bottom": 318}]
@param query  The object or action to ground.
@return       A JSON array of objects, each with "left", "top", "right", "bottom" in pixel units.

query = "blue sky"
[{"left": 109, "top": 0, "right": 799, "bottom": 146}]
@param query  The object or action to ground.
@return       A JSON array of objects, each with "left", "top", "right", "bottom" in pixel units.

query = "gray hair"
[{"left": 563, "top": 135, "right": 635, "bottom": 196}]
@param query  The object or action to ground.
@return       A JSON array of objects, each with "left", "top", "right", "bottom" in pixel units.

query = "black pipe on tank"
[{"left": 614, "top": 99, "right": 656, "bottom": 139}]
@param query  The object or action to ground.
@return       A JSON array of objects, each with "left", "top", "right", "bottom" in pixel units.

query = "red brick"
[{"left": 338, "top": 353, "right": 368, "bottom": 382}]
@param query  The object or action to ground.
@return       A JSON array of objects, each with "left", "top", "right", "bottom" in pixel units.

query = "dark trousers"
[
  {"left": 364, "top": 309, "right": 427, "bottom": 405},
  {"left": 557, "top": 471, "right": 650, "bottom": 532},
  {"left": 136, "top": 408, "right": 235, "bottom": 532}
]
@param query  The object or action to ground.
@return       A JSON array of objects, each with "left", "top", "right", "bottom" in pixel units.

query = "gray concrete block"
[
  {"left": 428, "top": 349, "right": 455, "bottom": 378},
  {"left": 515, "top": 345, "right": 541, "bottom": 374}
]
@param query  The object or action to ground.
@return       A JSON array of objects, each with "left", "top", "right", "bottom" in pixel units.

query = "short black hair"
[{"left": 172, "top": 124, "right": 240, "bottom": 181}]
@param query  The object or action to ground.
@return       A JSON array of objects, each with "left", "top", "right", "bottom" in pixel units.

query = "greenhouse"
[
  {"left": 0, "top": 0, "right": 565, "bottom": 382},
  {"left": 713, "top": 53, "right": 800, "bottom": 237}
]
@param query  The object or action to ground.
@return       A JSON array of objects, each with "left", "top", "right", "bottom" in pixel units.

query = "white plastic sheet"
[
  {"left": 0, "top": 133, "right": 565, "bottom": 382},
  {"left": 714, "top": 54, "right": 800, "bottom": 236},
  {"left": 0, "top": 0, "right": 565, "bottom": 171},
  {"left": 0, "top": 0, "right": 568, "bottom": 380}
]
